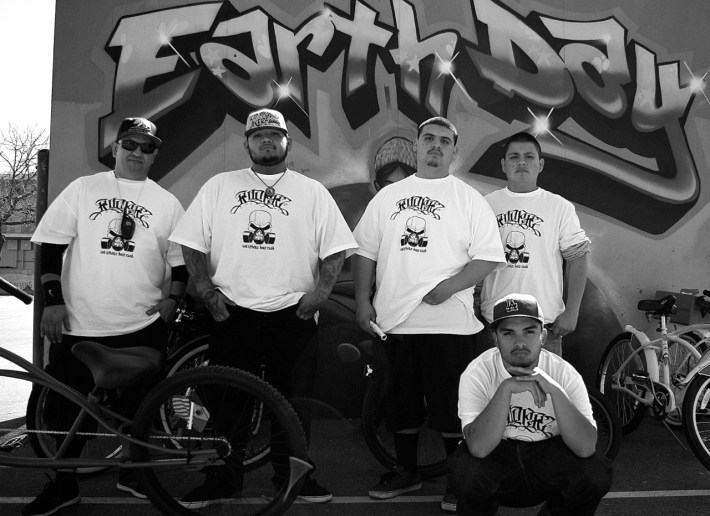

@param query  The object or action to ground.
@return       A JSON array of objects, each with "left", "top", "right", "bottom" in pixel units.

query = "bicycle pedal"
[
  {"left": 0, "top": 433, "right": 29, "bottom": 452},
  {"left": 631, "top": 371, "right": 651, "bottom": 386}
]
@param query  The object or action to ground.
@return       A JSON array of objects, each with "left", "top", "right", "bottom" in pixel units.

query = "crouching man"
[{"left": 448, "top": 293, "right": 612, "bottom": 515}]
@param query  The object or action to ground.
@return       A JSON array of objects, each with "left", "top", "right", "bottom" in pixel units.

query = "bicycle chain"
[{"left": 0, "top": 427, "right": 227, "bottom": 443}]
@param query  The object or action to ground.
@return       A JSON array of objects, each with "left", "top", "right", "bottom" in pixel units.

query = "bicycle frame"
[
  {"left": 0, "top": 344, "right": 221, "bottom": 471},
  {"left": 610, "top": 321, "right": 710, "bottom": 412}
]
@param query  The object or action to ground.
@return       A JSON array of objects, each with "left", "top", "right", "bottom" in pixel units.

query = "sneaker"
[
  {"left": 441, "top": 487, "right": 457, "bottom": 513},
  {"left": 22, "top": 479, "right": 80, "bottom": 516},
  {"left": 368, "top": 470, "right": 422, "bottom": 499},
  {"left": 179, "top": 480, "right": 241, "bottom": 509},
  {"left": 117, "top": 470, "right": 147, "bottom": 499},
  {"left": 272, "top": 475, "right": 333, "bottom": 503}
]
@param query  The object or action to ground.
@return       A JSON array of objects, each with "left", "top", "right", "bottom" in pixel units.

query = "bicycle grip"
[{"left": 369, "top": 321, "right": 387, "bottom": 341}]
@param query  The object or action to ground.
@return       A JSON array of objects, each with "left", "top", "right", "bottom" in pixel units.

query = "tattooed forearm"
[
  {"left": 313, "top": 251, "right": 345, "bottom": 301},
  {"left": 181, "top": 246, "right": 214, "bottom": 298}
]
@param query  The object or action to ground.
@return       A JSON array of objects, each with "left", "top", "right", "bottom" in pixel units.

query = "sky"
[{"left": 0, "top": 0, "right": 55, "bottom": 133}]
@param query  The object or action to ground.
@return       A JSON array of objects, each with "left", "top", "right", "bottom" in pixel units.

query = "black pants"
[
  {"left": 208, "top": 304, "right": 316, "bottom": 399},
  {"left": 208, "top": 303, "right": 318, "bottom": 479},
  {"left": 40, "top": 319, "right": 168, "bottom": 456},
  {"left": 447, "top": 437, "right": 612, "bottom": 515}
]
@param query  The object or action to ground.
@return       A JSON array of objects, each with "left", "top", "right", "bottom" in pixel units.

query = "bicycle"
[
  {"left": 26, "top": 296, "right": 213, "bottom": 474},
  {"left": 330, "top": 284, "right": 622, "bottom": 479},
  {"left": 597, "top": 291, "right": 710, "bottom": 470},
  {"left": 0, "top": 278, "right": 311, "bottom": 515}
]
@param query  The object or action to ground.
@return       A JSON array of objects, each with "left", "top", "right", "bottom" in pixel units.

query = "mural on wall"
[
  {"left": 97, "top": 0, "right": 704, "bottom": 235},
  {"left": 52, "top": 0, "right": 706, "bottom": 380}
]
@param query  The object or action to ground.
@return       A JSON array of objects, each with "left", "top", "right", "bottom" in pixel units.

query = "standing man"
[
  {"left": 353, "top": 117, "right": 505, "bottom": 511},
  {"left": 26, "top": 117, "right": 187, "bottom": 516},
  {"left": 481, "top": 132, "right": 591, "bottom": 356},
  {"left": 449, "top": 293, "right": 612, "bottom": 515},
  {"left": 169, "top": 108, "right": 357, "bottom": 507}
]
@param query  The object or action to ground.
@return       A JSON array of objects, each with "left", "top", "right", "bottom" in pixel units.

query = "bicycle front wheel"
[
  {"left": 131, "top": 366, "right": 309, "bottom": 516},
  {"left": 361, "top": 379, "right": 447, "bottom": 479},
  {"left": 597, "top": 332, "right": 647, "bottom": 434},
  {"left": 587, "top": 386, "right": 622, "bottom": 461},
  {"left": 682, "top": 374, "right": 710, "bottom": 471},
  {"left": 164, "top": 338, "right": 270, "bottom": 471}
]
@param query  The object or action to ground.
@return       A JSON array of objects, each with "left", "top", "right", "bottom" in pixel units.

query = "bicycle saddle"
[
  {"left": 637, "top": 294, "right": 677, "bottom": 315},
  {"left": 71, "top": 341, "right": 164, "bottom": 389}
]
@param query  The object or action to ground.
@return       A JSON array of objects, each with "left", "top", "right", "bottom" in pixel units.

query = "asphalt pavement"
[{"left": 1, "top": 413, "right": 710, "bottom": 515}]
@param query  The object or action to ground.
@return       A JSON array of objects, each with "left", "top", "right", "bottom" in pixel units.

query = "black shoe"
[
  {"left": 22, "top": 479, "right": 80, "bottom": 516},
  {"left": 441, "top": 486, "right": 457, "bottom": 512},
  {"left": 368, "top": 470, "right": 422, "bottom": 499},
  {"left": 272, "top": 475, "right": 333, "bottom": 503},
  {"left": 179, "top": 478, "right": 242, "bottom": 509},
  {"left": 117, "top": 470, "right": 147, "bottom": 499}
]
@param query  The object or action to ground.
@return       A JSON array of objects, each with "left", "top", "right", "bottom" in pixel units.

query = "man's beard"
[{"left": 249, "top": 147, "right": 287, "bottom": 166}]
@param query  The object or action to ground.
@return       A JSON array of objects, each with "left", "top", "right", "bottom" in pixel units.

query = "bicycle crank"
[{"left": 631, "top": 370, "right": 674, "bottom": 419}]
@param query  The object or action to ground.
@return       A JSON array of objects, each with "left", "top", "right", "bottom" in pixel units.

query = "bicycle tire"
[
  {"left": 25, "top": 384, "right": 122, "bottom": 475},
  {"left": 131, "top": 366, "right": 309, "bottom": 516},
  {"left": 164, "top": 338, "right": 271, "bottom": 471},
  {"left": 165, "top": 336, "right": 210, "bottom": 377},
  {"left": 665, "top": 332, "right": 706, "bottom": 427},
  {"left": 682, "top": 373, "right": 710, "bottom": 472},
  {"left": 587, "top": 386, "right": 622, "bottom": 461},
  {"left": 597, "top": 332, "right": 647, "bottom": 434},
  {"left": 361, "top": 379, "right": 447, "bottom": 479}
]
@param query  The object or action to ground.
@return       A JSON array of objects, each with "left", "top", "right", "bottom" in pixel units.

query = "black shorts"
[{"left": 380, "top": 333, "right": 477, "bottom": 434}]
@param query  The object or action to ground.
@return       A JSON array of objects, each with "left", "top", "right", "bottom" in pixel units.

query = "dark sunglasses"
[
  {"left": 120, "top": 139, "right": 156, "bottom": 154},
  {"left": 121, "top": 206, "right": 136, "bottom": 240}
]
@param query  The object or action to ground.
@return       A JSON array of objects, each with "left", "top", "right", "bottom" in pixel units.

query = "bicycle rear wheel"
[
  {"left": 25, "top": 385, "right": 122, "bottom": 474},
  {"left": 131, "top": 366, "right": 309, "bottom": 516},
  {"left": 587, "top": 386, "right": 622, "bottom": 461},
  {"left": 361, "top": 379, "right": 447, "bottom": 479},
  {"left": 597, "top": 332, "right": 647, "bottom": 434},
  {"left": 682, "top": 374, "right": 710, "bottom": 472},
  {"left": 165, "top": 336, "right": 210, "bottom": 376}
]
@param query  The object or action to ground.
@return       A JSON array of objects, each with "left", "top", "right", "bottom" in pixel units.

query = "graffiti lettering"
[
  {"left": 497, "top": 209, "right": 544, "bottom": 237},
  {"left": 390, "top": 196, "right": 445, "bottom": 220},
  {"left": 89, "top": 198, "right": 152, "bottom": 228},
  {"left": 231, "top": 189, "right": 291, "bottom": 215},
  {"left": 508, "top": 405, "right": 555, "bottom": 437},
  {"left": 98, "top": 0, "right": 702, "bottom": 233}
]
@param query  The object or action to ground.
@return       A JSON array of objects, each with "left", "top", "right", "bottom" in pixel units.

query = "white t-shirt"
[
  {"left": 354, "top": 174, "right": 505, "bottom": 334},
  {"left": 169, "top": 168, "right": 357, "bottom": 312},
  {"left": 458, "top": 347, "right": 595, "bottom": 440},
  {"left": 31, "top": 171, "right": 185, "bottom": 336},
  {"left": 481, "top": 188, "right": 590, "bottom": 324}
]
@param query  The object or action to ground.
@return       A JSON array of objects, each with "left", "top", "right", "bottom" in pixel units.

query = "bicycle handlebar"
[{"left": 0, "top": 276, "right": 33, "bottom": 305}]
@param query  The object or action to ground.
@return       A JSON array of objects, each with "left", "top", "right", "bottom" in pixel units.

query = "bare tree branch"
[{"left": 0, "top": 125, "right": 49, "bottom": 234}]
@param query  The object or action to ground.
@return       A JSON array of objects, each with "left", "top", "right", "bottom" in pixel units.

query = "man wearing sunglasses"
[{"left": 27, "top": 117, "right": 187, "bottom": 516}]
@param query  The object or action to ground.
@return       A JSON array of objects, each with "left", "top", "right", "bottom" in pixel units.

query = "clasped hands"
[{"left": 504, "top": 366, "right": 560, "bottom": 408}]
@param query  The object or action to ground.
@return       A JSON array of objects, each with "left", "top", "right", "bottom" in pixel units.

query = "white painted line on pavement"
[
  {"left": 3, "top": 490, "right": 710, "bottom": 505},
  {"left": 604, "top": 490, "right": 710, "bottom": 498}
]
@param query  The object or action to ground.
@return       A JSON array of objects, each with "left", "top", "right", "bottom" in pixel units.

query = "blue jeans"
[{"left": 447, "top": 437, "right": 612, "bottom": 515}]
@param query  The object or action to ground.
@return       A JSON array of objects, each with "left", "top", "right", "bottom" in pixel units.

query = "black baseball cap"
[
  {"left": 490, "top": 293, "right": 545, "bottom": 329},
  {"left": 116, "top": 117, "right": 162, "bottom": 147}
]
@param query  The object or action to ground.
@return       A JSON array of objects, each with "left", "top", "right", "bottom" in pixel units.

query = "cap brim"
[
  {"left": 244, "top": 127, "right": 288, "bottom": 137},
  {"left": 490, "top": 314, "right": 544, "bottom": 329},
  {"left": 117, "top": 132, "right": 163, "bottom": 148}
]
